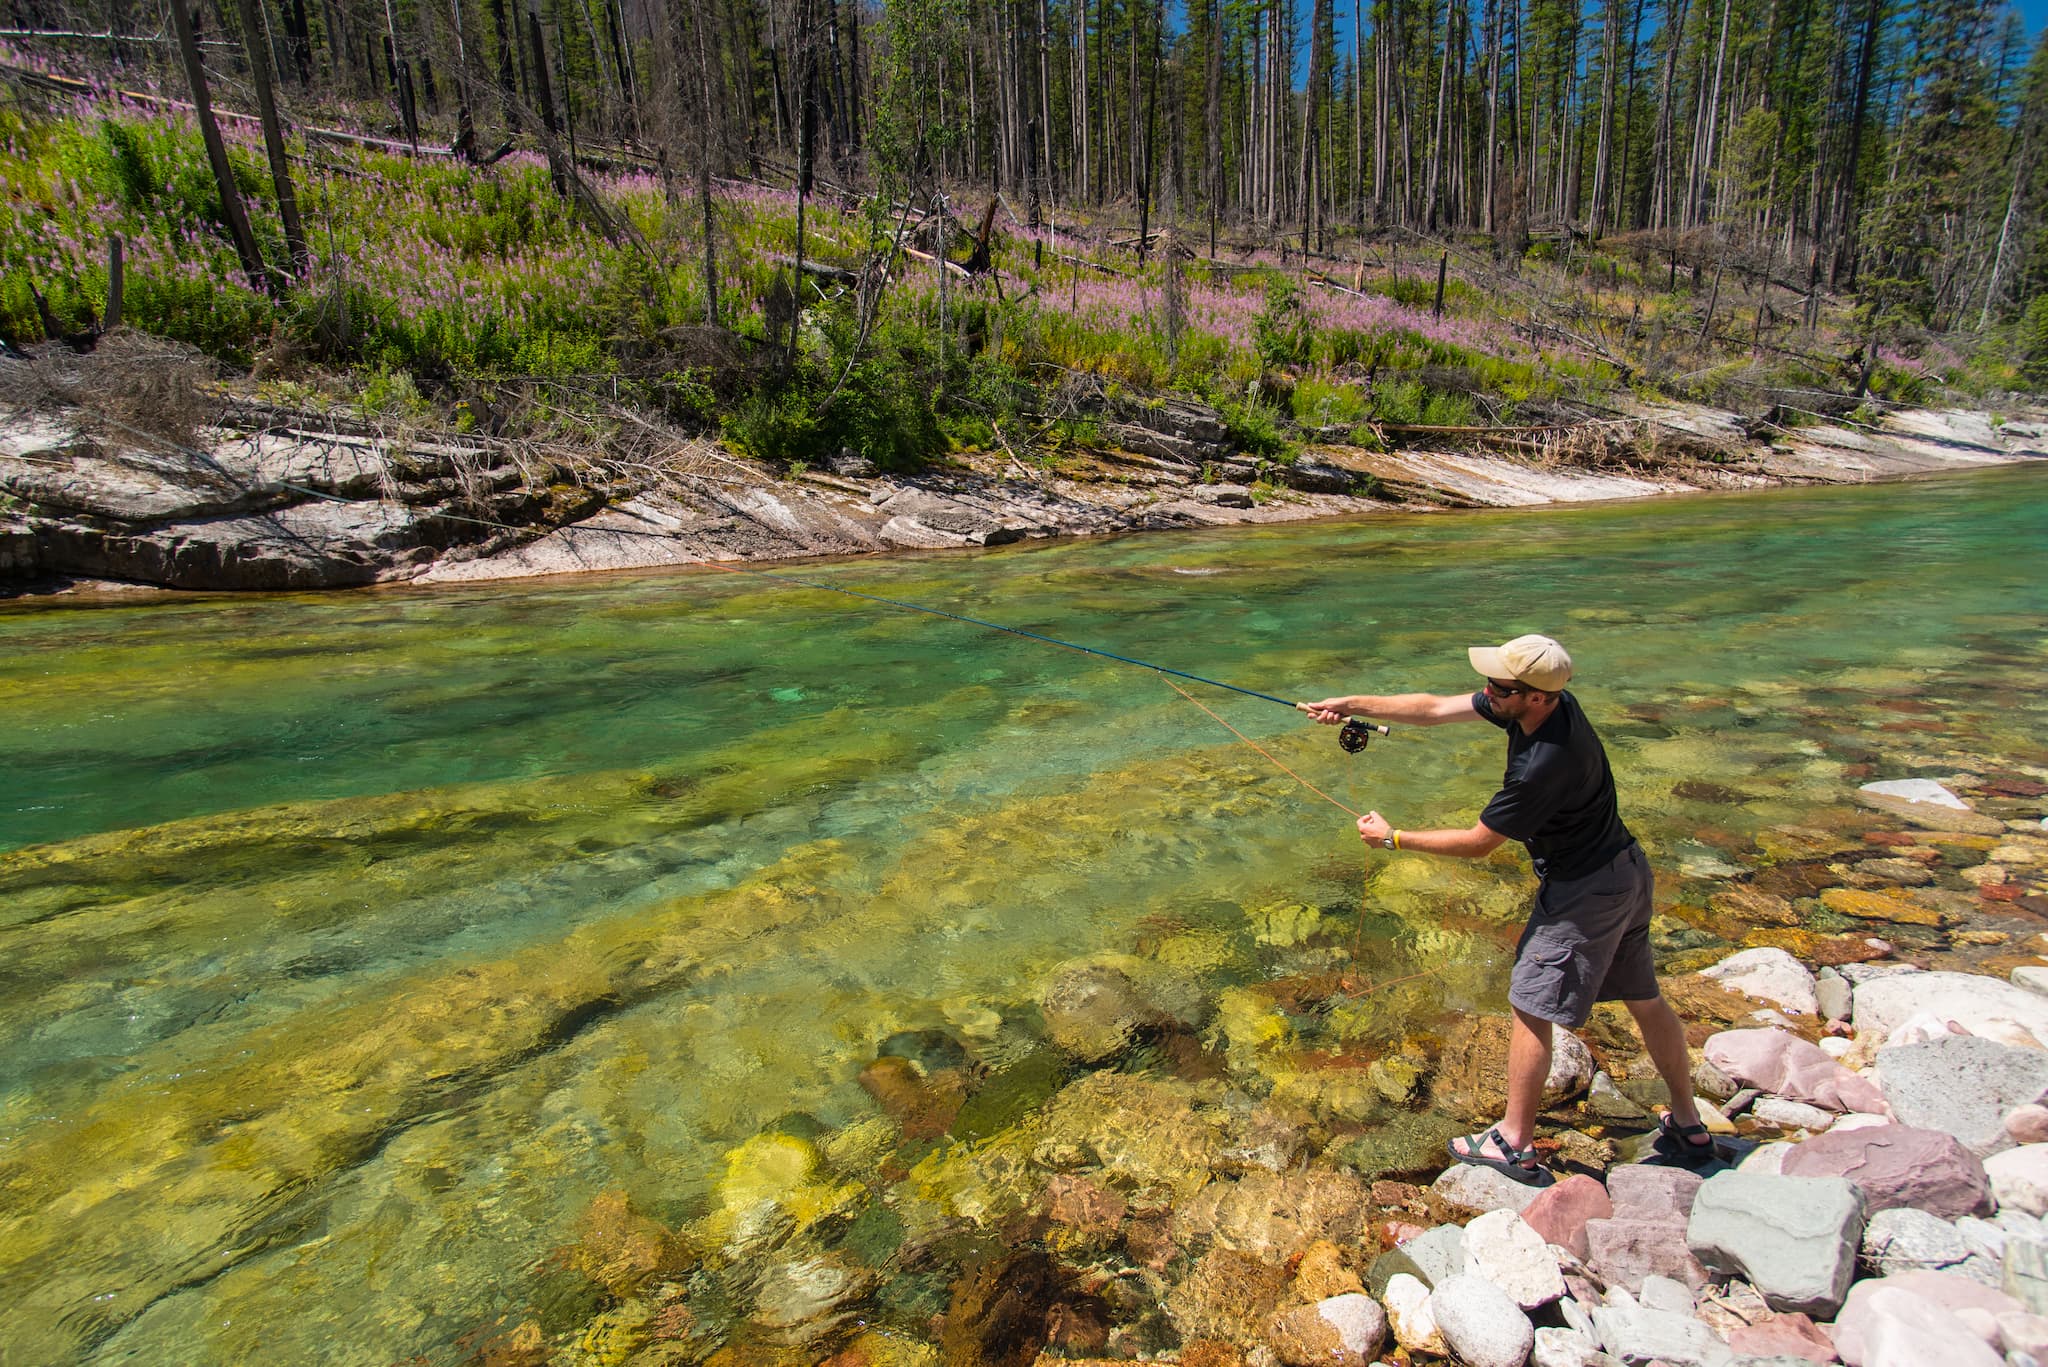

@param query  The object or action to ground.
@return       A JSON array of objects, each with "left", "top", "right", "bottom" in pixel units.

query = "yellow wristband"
[{"left": 1392, "top": 830, "right": 1402, "bottom": 850}]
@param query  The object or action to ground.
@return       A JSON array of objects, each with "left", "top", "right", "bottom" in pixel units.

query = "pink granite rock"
[
  {"left": 2007, "top": 1104, "right": 2048, "bottom": 1146},
  {"left": 1583, "top": 1215, "right": 1710, "bottom": 1293},
  {"left": 1704, "top": 1028, "right": 1888, "bottom": 1114},
  {"left": 1832, "top": 1285, "right": 2003, "bottom": 1367},
  {"left": 1519, "top": 1174, "right": 1613, "bottom": 1261},
  {"left": 1725, "top": 1311, "right": 1840, "bottom": 1363},
  {"left": 1606, "top": 1164, "right": 1705, "bottom": 1220},
  {"left": 1829, "top": 1273, "right": 2018, "bottom": 1366},
  {"left": 1780, "top": 1125, "right": 1994, "bottom": 1219},
  {"left": 1999, "top": 1310, "right": 2048, "bottom": 1360}
]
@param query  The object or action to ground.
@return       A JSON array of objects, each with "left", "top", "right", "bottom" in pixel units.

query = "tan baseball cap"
[{"left": 1469, "top": 634, "right": 1573, "bottom": 691}]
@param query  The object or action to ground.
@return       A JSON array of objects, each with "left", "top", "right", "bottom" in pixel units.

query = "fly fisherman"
[{"left": 1300, "top": 634, "right": 1715, "bottom": 1187}]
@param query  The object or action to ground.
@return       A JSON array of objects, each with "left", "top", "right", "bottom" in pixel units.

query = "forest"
[{"left": 4, "top": 0, "right": 2047, "bottom": 469}]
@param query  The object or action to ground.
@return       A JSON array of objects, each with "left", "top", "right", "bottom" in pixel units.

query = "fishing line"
[
  {"left": 692, "top": 557, "right": 1305, "bottom": 710},
  {"left": 1156, "top": 674, "right": 1360, "bottom": 819}
]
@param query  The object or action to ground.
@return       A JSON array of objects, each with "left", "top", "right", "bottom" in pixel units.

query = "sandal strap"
[{"left": 1486, "top": 1125, "right": 1539, "bottom": 1167}]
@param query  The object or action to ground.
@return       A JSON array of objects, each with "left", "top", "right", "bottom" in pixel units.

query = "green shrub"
[
  {"left": 1291, "top": 374, "right": 1370, "bottom": 427},
  {"left": 2021, "top": 297, "right": 2048, "bottom": 389},
  {"left": 1219, "top": 397, "right": 1294, "bottom": 459},
  {"left": 1254, "top": 278, "right": 1316, "bottom": 369},
  {"left": 1868, "top": 363, "right": 1933, "bottom": 407}
]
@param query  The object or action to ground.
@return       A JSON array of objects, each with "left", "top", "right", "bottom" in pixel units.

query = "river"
[{"left": 1, "top": 465, "right": 2044, "bottom": 1364}]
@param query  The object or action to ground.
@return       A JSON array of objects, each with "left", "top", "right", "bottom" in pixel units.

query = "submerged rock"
[
  {"left": 938, "top": 1249, "right": 1061, "bottom": 1367},
  {"left": 1171, "top": 1166, "right": 1372, "bottom": 1263},
  {"left": 753, "top": 1251, "right": 876, "bottom": 1344},
  {"left": 569, "top": 1190, "right": 678, "bottom": 1298},
  {"left": 1164, "top": 1248, "right": 1290, "bottom": 1347},
  {"left": 1266, "top": 1293, "right": 1387, "bottom": 1366},
  {"left": 1037, "top": 956, "right": 1171, "bottom": 1063},
  {"left": 1034, "top": 1072, "right": 1225, "bottom": 1196}
]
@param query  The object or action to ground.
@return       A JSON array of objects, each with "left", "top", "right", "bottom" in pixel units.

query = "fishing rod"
[{"left": 694, "top": 558, "right": 1393, "bottom": 756}]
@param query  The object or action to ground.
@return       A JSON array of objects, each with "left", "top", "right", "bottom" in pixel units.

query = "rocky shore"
[
  {"left": 4, "top": 340, "right": 2044, "bottom": 594},
  {"left": 473, "top": 768, "right": 2048, "bottom": 1367}
]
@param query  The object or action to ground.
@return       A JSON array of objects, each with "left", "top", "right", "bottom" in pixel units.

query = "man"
[{"left": 1301, "top": 634, "right": 1714, "bottom": 1187}]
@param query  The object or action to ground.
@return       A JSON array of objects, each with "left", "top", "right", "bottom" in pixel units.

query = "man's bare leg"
[
  {"left": 1498, "top": 1006, "right": 1555, "bottom": 1151},
  {"left": 1627, "top": 993, "right": 1703, "bottom": 1129}
]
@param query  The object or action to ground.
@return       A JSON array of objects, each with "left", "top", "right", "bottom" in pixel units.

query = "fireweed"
[{"left": 5, "top": 86, "right": 1607, "bottom": 452}]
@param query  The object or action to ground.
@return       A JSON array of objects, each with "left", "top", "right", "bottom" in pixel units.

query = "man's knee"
[{"left": 1511, "top": 1005, "right": 1556, "bottom": 1044}]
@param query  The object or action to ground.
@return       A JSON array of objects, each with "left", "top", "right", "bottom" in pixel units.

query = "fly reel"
[{"left": 1338, "top": 719, "right": 1391, "bottom": 754}]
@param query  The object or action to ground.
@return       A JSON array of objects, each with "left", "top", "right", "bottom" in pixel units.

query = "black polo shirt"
[{"left": 1473, "top": 689, "right": 1634, "bottom": 882}]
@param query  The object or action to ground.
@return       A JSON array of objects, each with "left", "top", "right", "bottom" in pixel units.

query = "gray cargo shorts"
[{"left": 1508, "top": 842, "right": 1658, "bottom": 1029}]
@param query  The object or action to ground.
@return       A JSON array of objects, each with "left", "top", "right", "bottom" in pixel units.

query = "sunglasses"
[{"left": 1484, "top": 678, "right": 1536, "bottom": 698}]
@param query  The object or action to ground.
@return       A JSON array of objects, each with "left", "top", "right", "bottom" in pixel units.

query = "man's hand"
[
  {"left": 1299, "top": 698, "right": 1352, "bottom": 725},
  {"left": 1357, "top": 810, "right": 1393, "bottom": 845}
]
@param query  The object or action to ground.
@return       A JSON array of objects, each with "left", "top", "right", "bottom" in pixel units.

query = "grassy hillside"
[{"left": 3, "top": 67, "right": 2030, "bottom": 478}]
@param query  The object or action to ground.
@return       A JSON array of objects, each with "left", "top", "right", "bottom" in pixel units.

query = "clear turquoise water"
[{"left": 0, "top": 465, "right": 2044, "bottom": 1364}]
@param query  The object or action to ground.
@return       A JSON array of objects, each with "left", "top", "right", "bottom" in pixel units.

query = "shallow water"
[{"left": 1, "top": 466, "right": 2045, "bottom": 1364}]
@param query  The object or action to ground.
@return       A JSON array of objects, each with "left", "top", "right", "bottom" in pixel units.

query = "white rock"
[
  {"left": 1959, "top": 1215, "right": 2010, "bottom": 1260},
  {"left": 1753, "top": 1096, "right": 1838, "bottom": 1131},
  {"left": 2002, "top": 1209, "right": 2048, "bottom": 1239},
  {"left": 1981, "top": 1019, "right": 2048, "bottom": 1052},
  {"left": 1740, "top": 1142, "right": 1793, "bottom": 1175},
  {"left": 1463, "top": 1209, "right": 1567, "bottom": 1309},
  {"left": 1547, "top": 1029, "right": 1596, "bottom": 1102},
  {"left": 1820, "top": 1036, "right": 1859, "bottom": 1059},
  {"left": 1703, "top": 947, "right": 1821, "bottom": 1015},
  {"left": 2017, "top": 968, "right": 2048, "bottom": 1000},
  {"left": 1989, "top": 1146, "right": 2048, "bottom": 1217},
  {"left": 1862, "top": 778, "right": 1971, "bottom": 809},
  {"left": 1588, "top": 1301, "right": 1736, "bottom": 1367},
  {"left": 1833, "top": 1112, "right": 1896, "bottom": 1132},
  {"left": 1640, "top": 1274, "right": 1695, "bottom": 1313},
  {"left": 1433, "top": 1161, "right": 1544, "bottom": 1216},
  {"left": 1560, "top": 1293, "right": 1599, "bottom": 1340},
  {"left": 1532, "top": 1325, "right": 1620, "bottom": 1367},
  {"left": 1858, "top": 973, "right": 2048, "bottom": 1046},
  {"left": 1429, "top": 1274, "right": 1536, "bottom": 1367},
  {"left": 1383, "top": 1272, "right": 1446, "bottom": 1355},
  {"left": 1890, "top": 1010, "right": 1973, "bottom": 1047}
]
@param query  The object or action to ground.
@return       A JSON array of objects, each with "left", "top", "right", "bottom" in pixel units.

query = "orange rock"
[
  {"left": 570, "top": 1190, "right": 676, "bottom": 1298},
  {"left": 1819, "top": 887, "right": 1952, "bottom": 926}
]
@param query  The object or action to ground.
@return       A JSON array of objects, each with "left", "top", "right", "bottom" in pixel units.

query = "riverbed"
[{"left": 1, "top": 465, "right": 2044, "bottom": 1364}]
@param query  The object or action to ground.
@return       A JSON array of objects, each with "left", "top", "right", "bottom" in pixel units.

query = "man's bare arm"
[
  {"left": 1355, "top": 810, "right": 1508, "bottom": 858},
  {"left": 1298, "top": 692, "right": 1481, "bottom": 727}
]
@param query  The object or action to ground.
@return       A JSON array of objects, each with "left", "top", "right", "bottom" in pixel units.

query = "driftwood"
[
  {"left": 898, "top": 244, "right": 973, "bottom": 280},
  {"left": 766, "top": 254, "right": 858, "bottom": 285}
]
